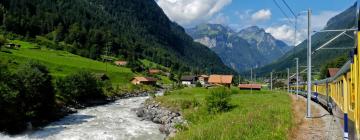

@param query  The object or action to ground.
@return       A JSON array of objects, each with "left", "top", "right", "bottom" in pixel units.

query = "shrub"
[
  {"left": 205, "top": 88, "right": 231, "bottom": 114},
  {"left": 0, "top": 35, "right": 7, "bottom": 48},
  {"left": 195, "top": 81, "right": 202, "bottom": 87},
  {"left": 56, "top": 71, "right": 105, "bottom": 105},
  {"left": 16, "top": 61, "right": 55, "bottom": 121}
]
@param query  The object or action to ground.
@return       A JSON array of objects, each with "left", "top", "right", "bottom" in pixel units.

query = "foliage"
[
  {"left": 0, "top": 35, "right": 7, "bottom": 47},
  {"left": 0, "top": 0, "right": 235, "bottom": 74},
  {"left": 205, "top": 88, "right": 232, "bottom": 113},
  {"left": 0, "top": 61, "right": 55, "bottom": 133},
  {"left": 195, "top": 81, "right": 202, "bottom": 87},
  {"left": 56, "top": 71, "right": 105, "bottom": 105},
  {"left": 319, "top": 55, "right": 348, "bottom": 79}
]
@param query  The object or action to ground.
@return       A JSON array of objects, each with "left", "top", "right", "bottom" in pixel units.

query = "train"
[{"left": 290, "top": 40, "right": 359, "bottom": 139}]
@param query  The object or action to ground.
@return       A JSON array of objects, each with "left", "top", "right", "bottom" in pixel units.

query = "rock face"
[
  {"left": 136, "top": 100, "right": 187, "bottom": 138},
  {"left": 186, "top": 24, "right": 291, "bottom": 71}
]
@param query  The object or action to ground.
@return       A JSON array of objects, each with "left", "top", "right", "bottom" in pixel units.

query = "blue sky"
[{"left": 156, "top": 0, "right": 356, "bottom": 45}]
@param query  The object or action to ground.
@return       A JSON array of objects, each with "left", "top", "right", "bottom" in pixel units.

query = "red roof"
[
  {"left": 238, "top": 84, "right": 262, "bottom": 89},
  {"left": 208, "top": 75, "right": 233, "bottom": 84},
  {"left": 328, "top": 68, "right": 340, "bottom": 77}
]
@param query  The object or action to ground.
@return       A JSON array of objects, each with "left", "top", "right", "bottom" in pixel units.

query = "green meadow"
[
  {"left": 155, "top": 87, "right": 292, "bottom": 140},
  {"left": 0, "top": 40, "right": 134, "bottom": 85}
]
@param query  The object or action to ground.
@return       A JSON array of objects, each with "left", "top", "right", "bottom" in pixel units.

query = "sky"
[{"left": 156, "top": 0, "right": 356, "bottom": 45}]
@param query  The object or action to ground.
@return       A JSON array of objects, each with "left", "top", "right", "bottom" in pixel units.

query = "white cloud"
[
  {"left": 251, "top": 9, "right": 272, "bottom": 22},
  {"left": 208, "top": 13, "right": 229, "bottom": 25},
  {"left": 266, "top": 10, "right": 340, "bottom": 46},
  {"left": 156, "top": 0, "right": 232, "bottom": 26},
  {"left": 265, "top": 25, "right": 307, "bottom": 45}
]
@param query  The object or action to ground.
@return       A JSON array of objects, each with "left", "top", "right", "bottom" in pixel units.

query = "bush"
[
  {"left": 16, "top": 61, "right": 55, "bottom": 121},
  {"left": 56, "top": 71, "right": 105, "bottom": 105},
  {"left": 205, "top": 88, "right": 231, "bottom": 114},
  {"left": 0, "top": 35, "right": 7, "bottom": 48},
  {"left": 0, "top": 61, "right": 55, "bottom": 133},
  {"left": 195, "top": 81, "right": 202, "bottom": 87}
]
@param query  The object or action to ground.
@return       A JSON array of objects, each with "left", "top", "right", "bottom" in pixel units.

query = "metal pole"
[
  {"left": 287, "top": 68, "right": 290, "bottom": 93},
  {"left": 270, "top": 72, "right": 273, "bottom": 91},
  {"left": 306, "top": 9, "right": 312, "bottom": 118},
  {"left": 296, "top": 58, "right": 299, "bottom": 99},
  {"left": 251, "top": 68, "right": 253, "bottom": 93}
]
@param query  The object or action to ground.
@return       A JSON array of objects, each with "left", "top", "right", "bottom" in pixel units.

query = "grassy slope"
[
  {"left": 155, "top": 88, "right": 292, "bottom": 140},
  {"left": 0, "top": 40, "right": 134, "bottom": 85}
]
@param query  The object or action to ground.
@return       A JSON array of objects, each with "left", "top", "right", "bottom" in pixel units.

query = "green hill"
[
  {"left": 0, "top": 0, "right": 235, "bottom": 74},
  {"left": 1, "top": 40, "right": 134, "bottom": 85}
]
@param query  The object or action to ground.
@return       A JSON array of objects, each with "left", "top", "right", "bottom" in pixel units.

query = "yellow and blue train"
[{"left": 290, "top": 33, "right": 359, "bottom": 139}]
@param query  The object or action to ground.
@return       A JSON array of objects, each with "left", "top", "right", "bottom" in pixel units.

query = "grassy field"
[
  {"left": 155, "top": 87, "right": 292, "bottom": 140},
  {"left": 0, "top": 40, "right": 134, "bottom": 85}
]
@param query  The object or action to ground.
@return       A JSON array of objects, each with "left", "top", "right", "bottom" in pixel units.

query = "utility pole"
[
  {"left": 306, "top": 9, "right": 312, "bottom": 118},
  {"left": 296, "top": 58, "right": 299, "bottom": 99},
  {"left": 251, "top": 68, "right": 253, "bottom": 93},
  {"left": 270, "top": 72, "right": 273, "bottom": 91},
  {"left": 287, "top": 68, "right": 290, "bottom": 93}
]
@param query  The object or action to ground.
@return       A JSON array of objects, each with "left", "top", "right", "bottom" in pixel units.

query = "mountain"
[
  {"left": 0, "top": 0, "right": 235, "bottom": 74},
  {"left": 187, "top": 24, "right": 291, "bottom": 71},
  {"left": 254, "top": 3, "right": 357, "bottom": 76}
]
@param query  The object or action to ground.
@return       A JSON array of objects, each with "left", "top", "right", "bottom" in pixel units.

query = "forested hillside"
[
  {"left": 254, "top": 3, "right": 356, "bottom": 76},
  {"left": 0, "top": 0, "right": 235, "bottom": 74}
]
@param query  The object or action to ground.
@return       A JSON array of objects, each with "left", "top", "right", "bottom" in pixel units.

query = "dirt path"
[{"left": 289, "top": 94, "right": 343, "bottom": 140}]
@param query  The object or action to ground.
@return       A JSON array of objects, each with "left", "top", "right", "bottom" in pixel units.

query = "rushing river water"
[{"left": 0, "top": 96, "right": 166, "bottom": 140}]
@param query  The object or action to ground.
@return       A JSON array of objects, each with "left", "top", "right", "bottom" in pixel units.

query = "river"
[{"left": 0, "top": 96, "right": 166, "bottom": 140}]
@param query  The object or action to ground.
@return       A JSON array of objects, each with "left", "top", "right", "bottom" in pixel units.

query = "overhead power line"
[
  {"left": 272, "top": 0, "right": 293, "bottom": 24},
  {"left": 281, "top": 0, "right": 296, "bottom": 17}
]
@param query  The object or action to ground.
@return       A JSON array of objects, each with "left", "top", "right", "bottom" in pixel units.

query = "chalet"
[
  {"left": 208, "top": 75, "right": 233, "bottom": 87},
  {"left": 238, "top": 84, "right": 262, "bottom": 90},
  {"left": 131, "top": 77, "right": 157, "bottom": 85},
  {"left": 328, "top": 68, "right": 340, "bottom": 77},
  {"left": 114, "top": 61, "right": 128, "bottom": 66},
  {"left": 198, "top": 75, "right": 209, "bottom": 85},
  {"left": 149, "top": 69, "right": 161, "bottom": 75},
  {"left": 181, "top": 76, "right": 197, "bottom": 85}
]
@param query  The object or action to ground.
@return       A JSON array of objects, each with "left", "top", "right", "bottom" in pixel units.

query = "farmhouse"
[
  {"left": 208, "top": 75, "right": 233, "bottom": 87},
  {"left": 131, "top": 77, "right": 157, "bottom": 85},
  {"left": 114, "top": 60, "right": 128, "bottom": 66},
  {"left": 181, "top": 75, "right": 197, "bottom": 85},
  {"left": 238, "top": 84, "right": 262, "bottom": 90}
]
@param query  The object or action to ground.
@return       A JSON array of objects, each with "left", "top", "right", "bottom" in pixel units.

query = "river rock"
[{"left": 136, "top": 100, "right": 188, "bottom": 138}]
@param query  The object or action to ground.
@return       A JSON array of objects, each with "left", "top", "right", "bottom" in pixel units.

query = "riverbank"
[{"left": 136, "top": 99, "right": 188, "bottom": 138}]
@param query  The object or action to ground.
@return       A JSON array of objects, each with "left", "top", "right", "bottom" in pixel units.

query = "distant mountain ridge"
[{"left": 186, "top": 24, "right": 291, "bottom": 72}]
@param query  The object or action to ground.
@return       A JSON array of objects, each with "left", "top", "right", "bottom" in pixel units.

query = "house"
[
  {"left": 198, "top": 75, "right": 209, "bottom": 85},
  {"left": 328, "top": 68, "right": 340, "bottom": 77},
  {"left": 149, "top": 69, "right": 161, "bottom": 75},
  {"left": 238, "top": 84, "right": 262, "bottom": 90},
  {"left": 208, "top": 75, "right": 233, "bottom": 87},
  {"left": 131, "top": 77, "right": 157, "bottom": 85},
  {"left": 114, "top": 61, "right": 128, "bottom": 66},
  {"left": 181, "top": 76, "right": 197, "bottom": 85}
]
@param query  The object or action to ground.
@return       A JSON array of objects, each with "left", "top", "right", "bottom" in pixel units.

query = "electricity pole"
[
  {"left": 287, "top": 68, "right": 290, "bottom": 93},
  {"left": 296, "top": 58, "right": 299, "bottom": 99},
  {"left": 306, "top": 9, "right": 312, "bottom": 118},
  {"left": 270, "top": 72, "right": 273, "bottom": 91}
]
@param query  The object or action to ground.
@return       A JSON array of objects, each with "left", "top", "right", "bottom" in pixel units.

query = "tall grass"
[{"left": 155, "top": 87, "right": 292, "bottom": 140}]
